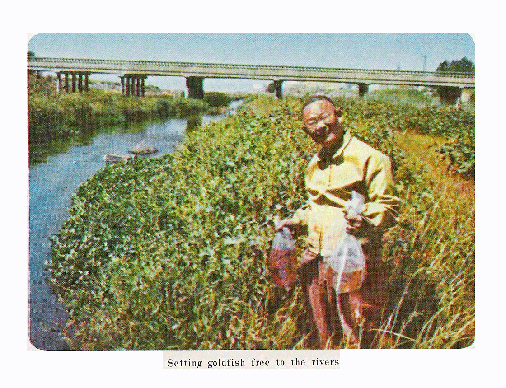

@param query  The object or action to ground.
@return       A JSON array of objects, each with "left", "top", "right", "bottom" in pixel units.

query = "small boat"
[
  {"left": 129, "top": 143, "right": 158, "bottom": 155},
  {"left": 104, "top": 154, "right": 136, "bottom": 164}
]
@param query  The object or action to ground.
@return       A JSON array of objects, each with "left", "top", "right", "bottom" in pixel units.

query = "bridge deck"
[{"left": 28, "top": 57, "right": 475, "bottom": 88}]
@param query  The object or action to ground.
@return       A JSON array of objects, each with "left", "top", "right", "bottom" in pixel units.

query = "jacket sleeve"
[{"left": 362, "top": 152, "right": 400, "bottom": 230}]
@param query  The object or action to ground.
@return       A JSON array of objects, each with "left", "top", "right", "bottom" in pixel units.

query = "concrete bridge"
[{"left": 28, "top": 56, "right": 475, "bottom": 99}]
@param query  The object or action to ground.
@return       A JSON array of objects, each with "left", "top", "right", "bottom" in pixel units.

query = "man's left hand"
[{"left": 343, "top": 211, "right": 363, "bottom": 236}]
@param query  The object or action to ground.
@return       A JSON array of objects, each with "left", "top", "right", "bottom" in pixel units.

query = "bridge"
[{"left": 28, "top": 56, "right": 475, "bottom": 100}]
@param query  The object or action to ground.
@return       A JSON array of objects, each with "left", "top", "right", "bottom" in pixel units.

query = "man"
[{"left": 277, "top": 95, "right": 399, "bottom": 348}]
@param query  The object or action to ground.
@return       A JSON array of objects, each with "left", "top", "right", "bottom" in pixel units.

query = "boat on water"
[
  {"left": 128, "top": 143, "right": 158, "bottom": 155},
  {"left": 103, "top": 154, "right": 136, "bottom": 164}
]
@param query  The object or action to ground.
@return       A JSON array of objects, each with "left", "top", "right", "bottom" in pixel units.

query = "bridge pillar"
[
  {"left": 130, "top": 77, "right": 136, "bottom": 96},
  {"left": 128, "top": 76, "right": 135, "bottom": 96},
  {"left": 459, "top": 87, "right": 474, "bottom": 107},
  {"left": 121, "top": 75, "right": 133, "bottom": 96},
  {"left": 186, "top": 76, "right": 204, "bottom": 99},
  {"left": 56, "top": 72, "right": 62, "bottom": 93},
  {"left": 136, "top": 77, "right": 141, "bottom": 97},
  {"left": 64, "top": 72, "right": 69, "bottom": 92},
  {"left": 122, "top": 76, "right": 133, "bottom": 96},
  {"left": 274, "top": 80, "right": 283, "bottom": 99},
  {"left": 120, "top": 74, "right": 147, "bottom": 97},
  {"left": 438, "top": 86, "right": 462, "bottom": 106},
  {"left": 56, "top": 71, "right": 89, "bottom": 93},
  {"left": 358, "top": 83, "right": 369, "bottom": 98}
]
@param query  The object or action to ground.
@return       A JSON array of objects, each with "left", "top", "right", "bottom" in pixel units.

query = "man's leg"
[
  {"left": 359, "top": 254, "right": 389, "bottom": 347},
  {"left": 299, "top": 254, "right": 335, "bottom": 349},
  {"left": 336, "top": 291, "right": 361, "bottom": 348},
  {"left": 306, "top": 276, "right": 332, "bottom": 347}
]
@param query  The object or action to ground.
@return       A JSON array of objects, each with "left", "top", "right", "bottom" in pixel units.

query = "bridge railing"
[
  {"left": 28, "top": 56, "right": 473, "bottom": 78},
  {"left": 28, "top": 57, "right": 474, "bottom": 87}
]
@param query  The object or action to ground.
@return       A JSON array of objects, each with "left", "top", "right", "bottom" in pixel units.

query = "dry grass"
[{"left": 372, "top": 129, "right": 475, "bottom": 348}]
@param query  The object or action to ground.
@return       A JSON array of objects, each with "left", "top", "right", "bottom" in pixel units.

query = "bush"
[{"left": 204, "top": 92, "right": 234, "bottom": 108}]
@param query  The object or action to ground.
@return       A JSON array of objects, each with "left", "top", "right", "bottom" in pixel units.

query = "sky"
[{"left": 28, "top": 33, "right": 475, "bottom": 93}]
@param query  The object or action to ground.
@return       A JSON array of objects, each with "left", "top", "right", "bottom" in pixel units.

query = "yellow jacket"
[{"left": 293, "top": 131, "right": 400, "bottom": 259}]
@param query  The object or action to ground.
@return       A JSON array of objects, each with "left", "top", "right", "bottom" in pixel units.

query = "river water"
[{"left": 29, "top": 101, "right": 242, "bottom": 350}]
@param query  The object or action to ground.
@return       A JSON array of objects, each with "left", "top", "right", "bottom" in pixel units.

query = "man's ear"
[{"left": 335, "top": 107, "right": 343, "bottom": 125}]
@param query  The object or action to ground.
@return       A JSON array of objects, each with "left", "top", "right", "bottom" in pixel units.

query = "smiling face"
[{"left": 302, "top": 99, "right": 344, "bottom": 150}]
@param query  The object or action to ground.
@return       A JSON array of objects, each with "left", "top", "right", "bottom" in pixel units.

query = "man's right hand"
[{"left": 275, "top": 218, "right": 300, "bottom": 231}]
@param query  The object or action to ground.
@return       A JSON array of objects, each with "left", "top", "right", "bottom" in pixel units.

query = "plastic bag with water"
[
  {"left": 268, "top": 220, "right": 297, "bottom": 291},
  {"left": 323, "top": 191, "right": 367, "bottom": 294}
]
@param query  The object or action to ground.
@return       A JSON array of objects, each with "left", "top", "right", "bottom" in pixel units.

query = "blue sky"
[{"left": 29, "top": 33, "right": 474, "bottom": 92}]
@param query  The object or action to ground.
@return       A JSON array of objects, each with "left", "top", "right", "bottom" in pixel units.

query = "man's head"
[{"left": 301, "top": 95, "right": 344, "bottom": 150}]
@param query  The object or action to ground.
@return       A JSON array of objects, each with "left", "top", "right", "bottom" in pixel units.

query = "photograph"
[{"left": 27, "top": 33, "right": 475, "bottom": 353}]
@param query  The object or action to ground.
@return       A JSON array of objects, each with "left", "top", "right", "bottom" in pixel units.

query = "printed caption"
[{"left": 163, "top": 350, "right": 340, "bottom": 369}]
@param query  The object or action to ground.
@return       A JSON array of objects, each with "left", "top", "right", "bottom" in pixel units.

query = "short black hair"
[{"left": 301, "top": 95, "right": 338, "bottom": 115}]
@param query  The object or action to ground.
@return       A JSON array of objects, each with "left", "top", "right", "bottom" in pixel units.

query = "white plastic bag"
[{"left": 323, "top": 191, "right": 366, "bottom": 294}]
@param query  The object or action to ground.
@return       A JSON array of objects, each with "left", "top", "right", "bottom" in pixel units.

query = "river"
[{"left": 29, "top": 100, "right": 243, "bottom": 350}]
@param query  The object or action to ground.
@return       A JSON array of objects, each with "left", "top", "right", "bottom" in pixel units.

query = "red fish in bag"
[{"left": 268, "top": 227, "right": 297, "bottom": 291}]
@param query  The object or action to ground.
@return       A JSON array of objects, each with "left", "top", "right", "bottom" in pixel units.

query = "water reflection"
[
  {"left": 186, "top": 115, "right": 203, "bottom": 132},
  {"left": 30, "top": 119, "right": 159, "bottom": 166}
]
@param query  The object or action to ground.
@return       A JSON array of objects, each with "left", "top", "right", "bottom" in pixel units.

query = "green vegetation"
[
  {"left": 28, "top": 74, "right": 237, "bottom": 141},
  {"left": 49, "top": 95, "right": 474, "bottom": 350},
  {"left": 341, "top": 97, "right": 475, "bottom": 178},
  {"left": 204, "top": 91, "right": 235, "bottom": 108},
  {"left": 368, "top": 88, "right": 434, "bottom": 107},
  {"left": 436, "top": 57, "right": 475, "bottom": 74},
  {"left": 29, "top": 79, "right": 209, "bottom": 135},
  {"left": 435, "top": 57, "right": 475, "bottom": 106}
]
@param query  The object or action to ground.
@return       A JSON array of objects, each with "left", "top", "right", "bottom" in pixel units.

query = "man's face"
[{"left": 303, "top": 100, "right": 343, "bottom": 150}]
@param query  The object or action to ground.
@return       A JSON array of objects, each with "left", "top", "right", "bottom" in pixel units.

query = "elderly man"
[{"left": 278, "top": 95, "right": 399, "bottom": 348}]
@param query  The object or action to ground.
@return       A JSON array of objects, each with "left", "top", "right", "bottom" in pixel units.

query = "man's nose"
[{"left": 316, "top": 119, "right": 327, "bottom": 129}]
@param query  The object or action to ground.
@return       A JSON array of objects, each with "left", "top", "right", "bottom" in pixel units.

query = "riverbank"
[
  {"left": 29, "top": 89, "right": 209, "bottom": 134},
  {"left": 28, "top": 74, "right": 244, "bottom": 135}
]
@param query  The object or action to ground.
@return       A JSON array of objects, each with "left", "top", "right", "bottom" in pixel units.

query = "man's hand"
[
  {"left": 343, "top": 211, "right": 363, "bottom": 236},
  {"left": 275, "top": 218, "right": 300, "bottom": 231}
]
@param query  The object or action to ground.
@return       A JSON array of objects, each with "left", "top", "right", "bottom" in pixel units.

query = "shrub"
[{"left": 204, "top": 92, "right": 234, "bottom": 108}]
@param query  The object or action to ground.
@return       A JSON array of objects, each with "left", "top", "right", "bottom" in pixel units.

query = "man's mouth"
[{"left": 313, "top": 127, "right": 329, "bottom": 142}]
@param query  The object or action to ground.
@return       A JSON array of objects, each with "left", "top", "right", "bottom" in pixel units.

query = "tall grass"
[
  {"left": 375, "top": 131, "right": 474, "bottom": 348},
  {"left": 29, "top": 89, "right": 209, "bottom": 133}
]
